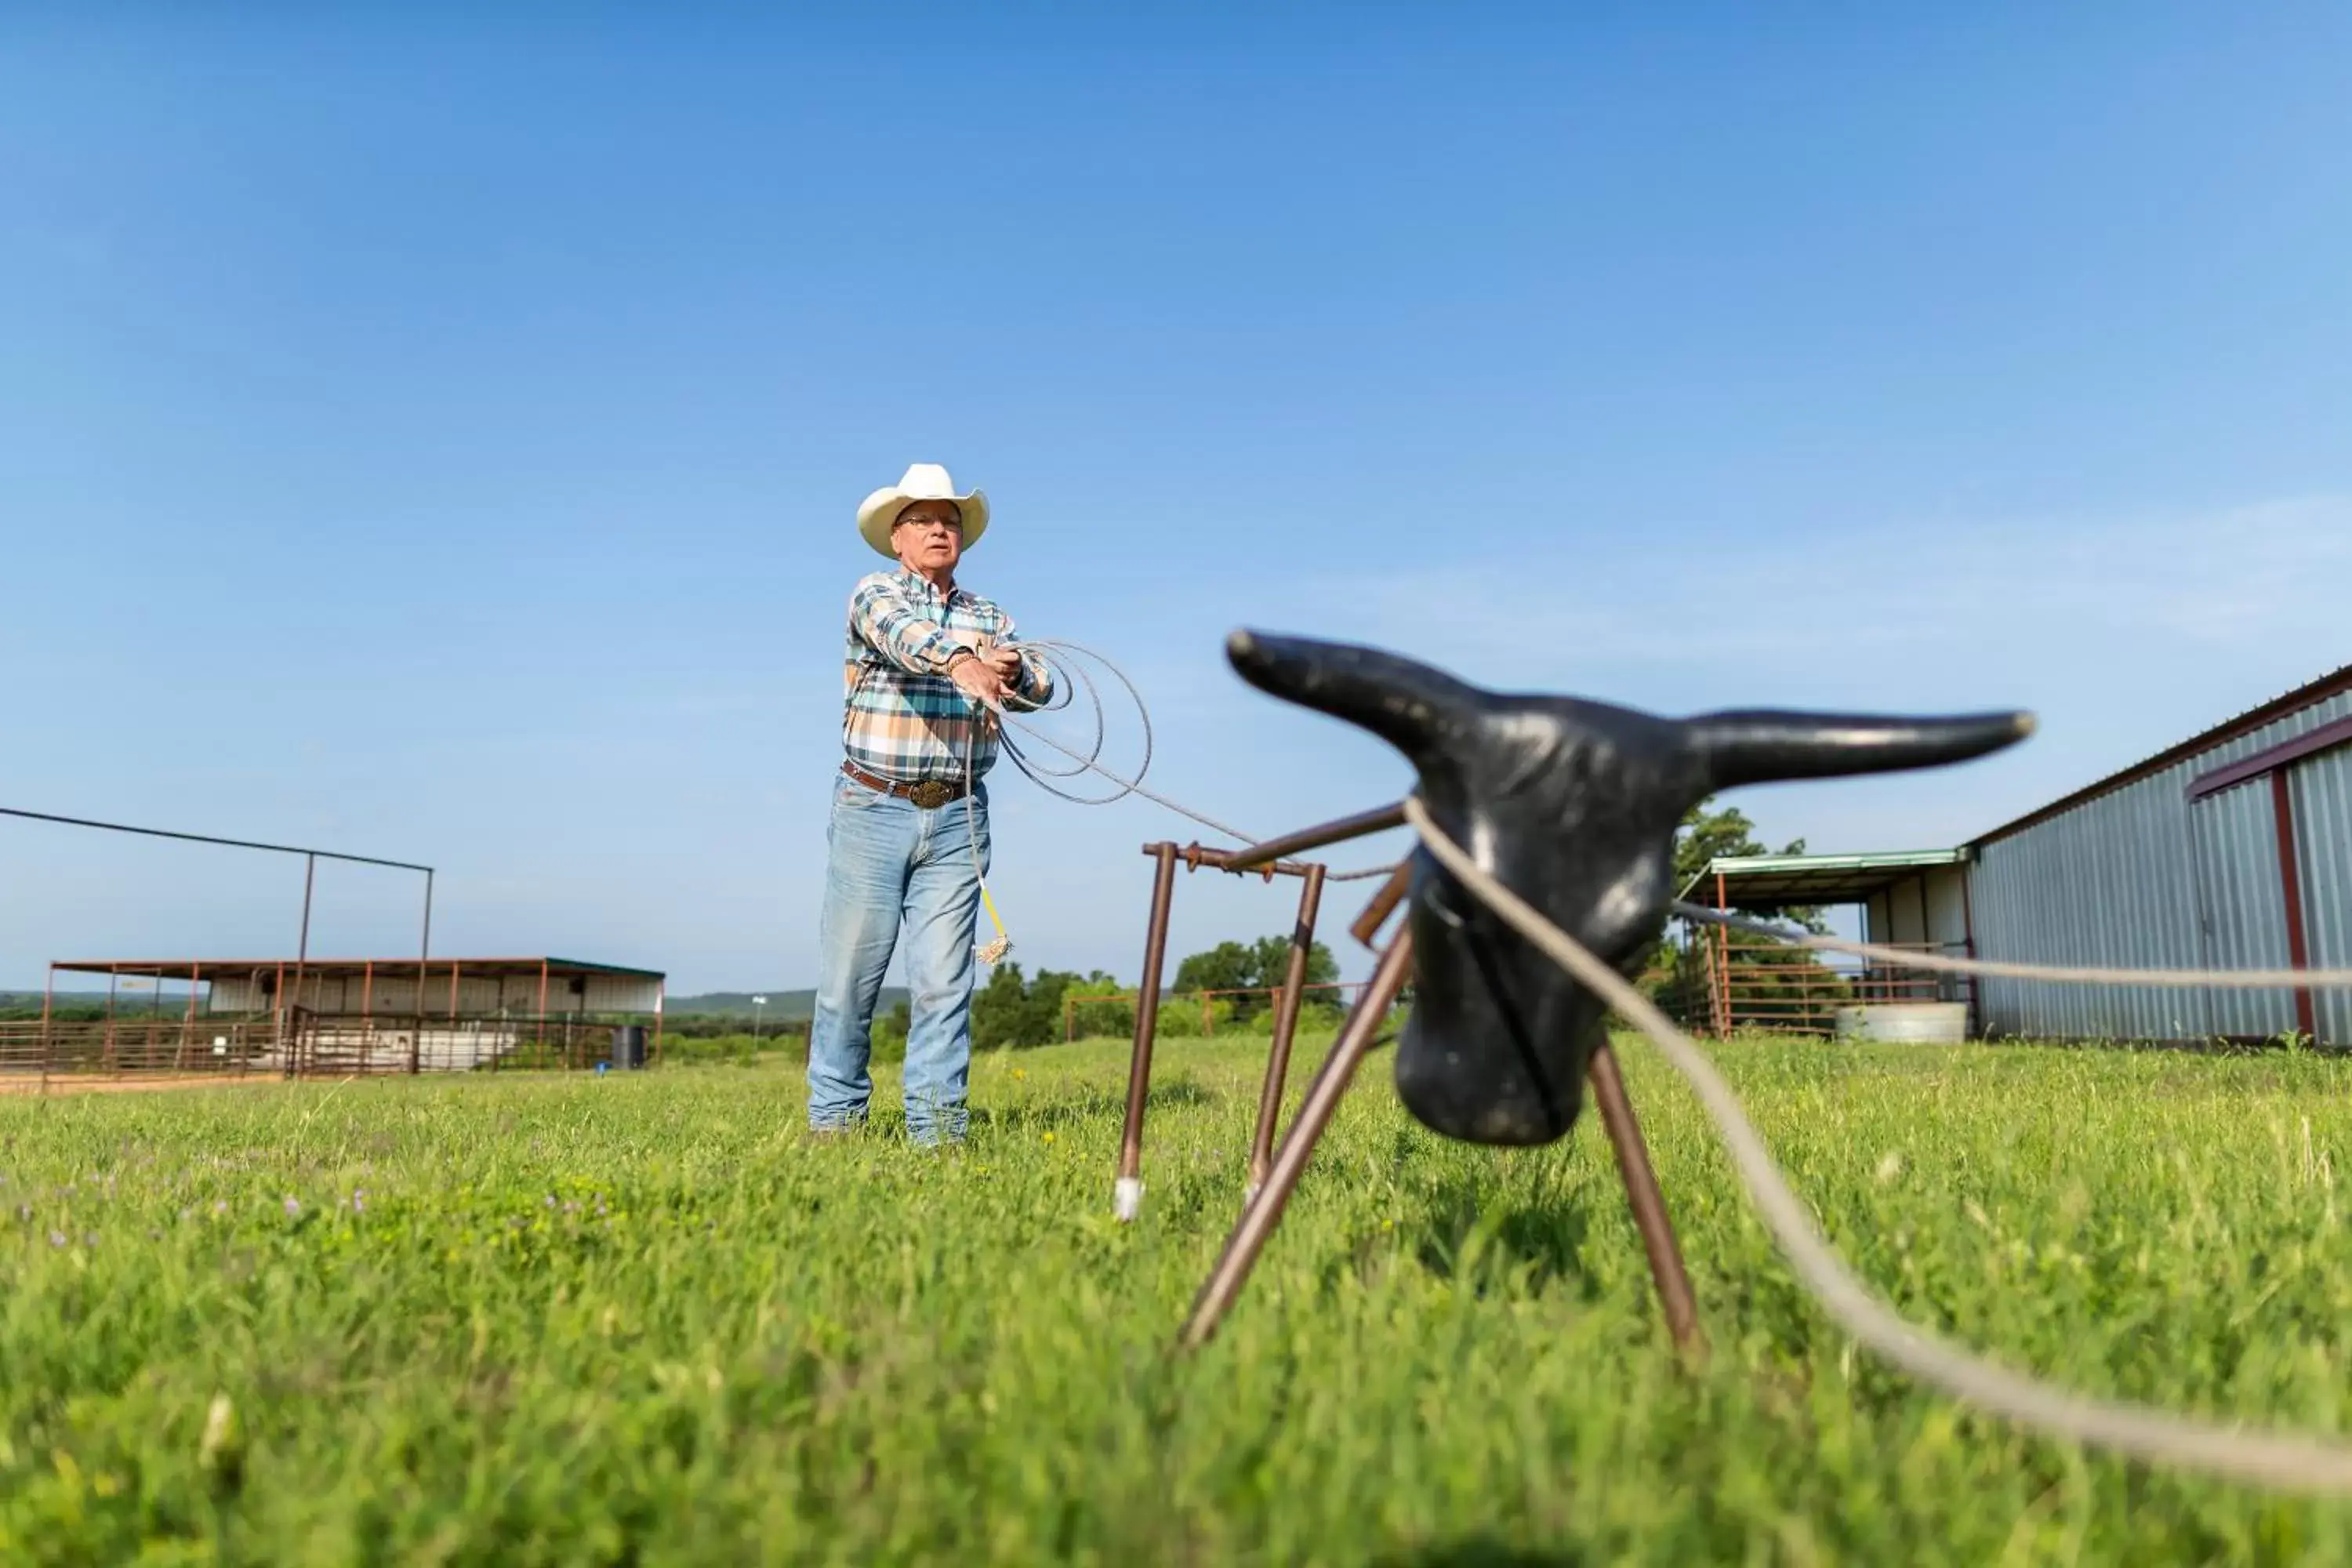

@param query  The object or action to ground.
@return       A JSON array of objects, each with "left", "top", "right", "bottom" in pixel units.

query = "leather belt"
[{"left": 841, "top": 760, "right": 967, "bottom": 809}]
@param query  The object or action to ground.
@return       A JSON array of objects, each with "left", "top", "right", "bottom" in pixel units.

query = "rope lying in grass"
[
  {"left": 1406, "top": 795, "right": 2352, "bottom": 1496},
  {"left": 1673, "top": 902, "right": 2352, "bottom": 989}
]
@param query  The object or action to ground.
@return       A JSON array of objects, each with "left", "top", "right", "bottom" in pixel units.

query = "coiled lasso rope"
[
  {"left": 1404, "top": 794, "right": 2352, "bottom": 1497},
  {"left": 950, "top": 637, "right": 1403, "bottom": 964}
]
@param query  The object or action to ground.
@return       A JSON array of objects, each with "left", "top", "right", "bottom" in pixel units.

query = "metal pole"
[
  {"left": 2271, "top": 770, "right": 2319, "bottom": 1043},
  {"left": 1586, "top": 1042, "right": 1705, "bottom": 1359},
  {"left": 104, "top": 969, "right": 118, "bottom": 1076},
  {"left": 1174, "top": 843, "right": 1319, "bottom": 877},
  {"left": 1178, "top": 926, "right": 1414, "bottom": 1352},
  {"left": 38, "top": 965, "right": 54, "bottom": 1094},
  {"left": 270, "top": 960, "right": 290, "bottom": 1077},
  {"left": 1247, "top": 862, "right": 1326, "bottom": 1203},
  {"left": 176, "top": 962, "right": 200, "bottom": 1072},
  {"left": 147, "top": 967, "right": 164, "bottom": 1069},
  {"left": 1714, "top": 870, "right": 1732, "bottom": 1040},
  {"left": 1115, "top": 843, "right": 1180, "bottom": 1221},
  {"left": 1958, "top": 866, "right": 1980, "bottom": 1037},
  {"left": 1348, "top": 859, "right": 1411, "bottom": 949},
  {"left": 292, "top": 852, "right": 315, "bottom": 1076},
  {"left": 0, "top": 804, "right": 428, "bottom": 870},
  {"left": 414, "top": 869, "right": 432, "bottom": 1074},
  {"left": 1218, "top": 802, "right": 1406, "bottom": 874}
]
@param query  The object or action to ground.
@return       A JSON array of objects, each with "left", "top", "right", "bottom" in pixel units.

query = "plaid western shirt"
[{"left": 840, "top": 568, "right": 1054, "bottom": 783}]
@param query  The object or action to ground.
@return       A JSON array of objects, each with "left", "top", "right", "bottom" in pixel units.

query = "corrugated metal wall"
[
  {"left": 2185, "top": 782, "right": 2297, "bottom": 1038},
  {"left": 1971, "top": 690, "right": 2352, "bottom": 1043}
]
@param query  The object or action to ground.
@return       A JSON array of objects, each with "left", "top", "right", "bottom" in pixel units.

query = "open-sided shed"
[
  {"left": 4, "top": 956, "right": 667, "bottom": 1080},
  {"left": 1677, "top": 848, "right": 1977, "bottom": 1036}
]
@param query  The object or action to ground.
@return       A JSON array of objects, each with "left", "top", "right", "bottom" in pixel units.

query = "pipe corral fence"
[{"left": 0, "top": 956, "right": 666, "bottom": 1089}]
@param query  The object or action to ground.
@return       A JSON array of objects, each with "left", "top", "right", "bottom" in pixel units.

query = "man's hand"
[
  {"left": 946, "top": 651, "right": 1008, "bottom": 708},
  {"left": 982, "top": 646, "right": 1025, "bottom": 686}
]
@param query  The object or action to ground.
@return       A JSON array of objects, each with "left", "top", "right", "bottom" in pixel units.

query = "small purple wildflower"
[
  {"left": 351, "top": 1191, "right": 367, "bottom": 1214},
  {"left": 49, "top": 1231, "right": 67, "bottom": 1248},
  {"left": 282, "top": 1196, "right": 301, "bottom": 1218}
]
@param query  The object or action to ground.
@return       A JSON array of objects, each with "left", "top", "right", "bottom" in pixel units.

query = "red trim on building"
[{"left": 2184, "top": 713, "right": 2352, "bottom": 802}]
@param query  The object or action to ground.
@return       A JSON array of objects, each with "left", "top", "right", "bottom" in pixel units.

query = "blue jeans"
[{"left": 807, "top": 769, "right": 990, "bottom": 1144}]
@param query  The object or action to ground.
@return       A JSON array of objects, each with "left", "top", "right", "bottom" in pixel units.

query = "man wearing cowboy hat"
[{"left": 807, "top": 462, "right": 1054, "bottom": 1145}]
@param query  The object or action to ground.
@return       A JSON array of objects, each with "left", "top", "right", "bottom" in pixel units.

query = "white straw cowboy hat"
[{"left": 856, "top": 462, "right": 989, "bottom": 558}]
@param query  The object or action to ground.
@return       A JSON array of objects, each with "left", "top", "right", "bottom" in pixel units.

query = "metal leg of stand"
[
  {"left": 1245, "top": 863, "right": 1327, "bottom": 1203},
  {"left": 1586, "top": 1040, "right": 1704, "bottom": 1359},
  {"left": 1348, "top": 859, "right": 1412, "bottom": 949},
  {"left": 1178, "top": 928, "right": 1414, "bottom": 1351},
  {"left": 1115, "top": 843, "right": 1180, "bottom": 1221}
]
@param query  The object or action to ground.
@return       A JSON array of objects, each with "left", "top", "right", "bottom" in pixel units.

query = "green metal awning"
[{"left": 1675, "top": 848, "right": 1965, "bottom": 910}]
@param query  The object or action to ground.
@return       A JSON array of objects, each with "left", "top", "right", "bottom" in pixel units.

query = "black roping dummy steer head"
[{"left": 1225, "top": 630, "right": 2033, "bottom": 1149}]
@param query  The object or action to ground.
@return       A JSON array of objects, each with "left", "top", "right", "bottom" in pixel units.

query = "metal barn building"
[
  {"left": 1966, "top": 665, "right": 2352, "bottom": 1045},
  {"left": 1687, "top": 662, "right": 2352, "bottom": 1047}
]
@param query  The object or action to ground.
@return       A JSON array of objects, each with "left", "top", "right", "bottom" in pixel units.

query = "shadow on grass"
[
  {"left": 789, "top": 1079, "right": 1217, "bottom": 1145},
  {"left": 1372, "top": 1541, "right": 1584, "bottom": 1567},
  {"left": 970, "top": 1076, "right": 1213, "bottom": 1133},
  {"left": 1404, "top": 1171, "right": 1596, "bottom": 1298}
]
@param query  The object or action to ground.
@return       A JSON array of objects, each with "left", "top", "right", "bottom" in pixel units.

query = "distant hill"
[{"left": 663, "top": 989, "right": 906, "bottom": 1022}]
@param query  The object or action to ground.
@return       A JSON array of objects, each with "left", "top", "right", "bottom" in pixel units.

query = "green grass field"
[{"left": 7, "top": 1033, "right": 2352, "bottom": 1564}]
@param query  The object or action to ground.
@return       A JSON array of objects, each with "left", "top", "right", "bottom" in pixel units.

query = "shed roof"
[
  {"left": 1968, "top": 661, "right": 2352, "bottom": 848},
  {"left": 47, "top": 956, "right": 665, "bottom": 982},
  {"left": 1677, "top": 849, "right": 1966, "bottom": 910}
]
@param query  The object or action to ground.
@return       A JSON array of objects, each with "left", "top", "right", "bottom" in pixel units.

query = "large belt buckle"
[{"left": 908, "top": 779, "right": 955, "bottom": 810}]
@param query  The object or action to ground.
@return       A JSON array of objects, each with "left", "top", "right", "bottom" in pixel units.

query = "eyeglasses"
[{"left": 895, "top": 516, "right": 963, "bottom": 535}]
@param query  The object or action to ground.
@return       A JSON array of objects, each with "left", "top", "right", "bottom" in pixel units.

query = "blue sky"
[{"left": 3, "top": 4, "right": 2348, "bottom": 993}]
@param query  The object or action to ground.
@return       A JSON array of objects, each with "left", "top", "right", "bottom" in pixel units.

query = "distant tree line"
[{"left": 968, "top": 931, "right": 1348, "bottom": 1051}]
